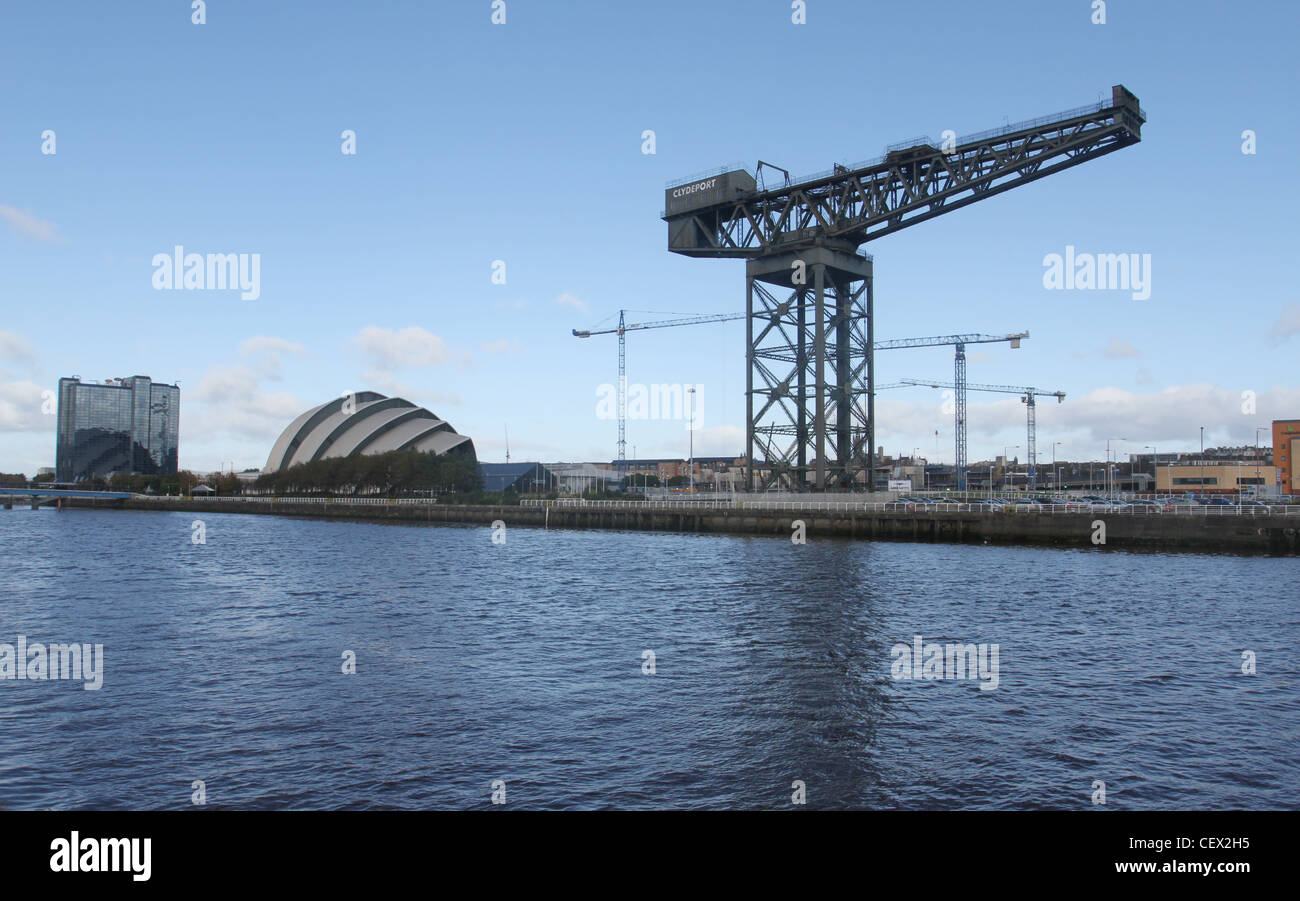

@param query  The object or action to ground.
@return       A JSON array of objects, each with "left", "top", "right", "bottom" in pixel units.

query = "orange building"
[{"left": 1274, "top": 420, "right": 1300, "bottom": 494}]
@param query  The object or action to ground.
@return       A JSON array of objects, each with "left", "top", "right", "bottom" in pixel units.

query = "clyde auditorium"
[{"left": 263, "top": 392, "right": 475, "bottom": 473}]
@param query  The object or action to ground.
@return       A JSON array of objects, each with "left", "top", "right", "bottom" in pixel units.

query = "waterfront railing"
[{"left": 121, "top": 495, "right": 1300, "bottom": 516}]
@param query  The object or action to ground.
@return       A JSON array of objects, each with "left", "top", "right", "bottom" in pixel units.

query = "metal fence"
[
  {"left": 121, "top": 495, "right": 1300, "bottom": 516},
  {"left": 131, "top": 495, "right": 436, "bottom": 506},
  {"left": 524, "top": 498, "right": 1300, "bottom": 516}
]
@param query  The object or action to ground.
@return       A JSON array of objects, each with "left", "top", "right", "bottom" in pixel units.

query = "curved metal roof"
[{"left": 263, "top": 393, "right": 473, "bottom": 473}]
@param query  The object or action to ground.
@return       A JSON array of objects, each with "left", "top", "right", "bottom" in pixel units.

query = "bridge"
[{"left": 0, "top": 487, "right": 132, "bottom": 509}]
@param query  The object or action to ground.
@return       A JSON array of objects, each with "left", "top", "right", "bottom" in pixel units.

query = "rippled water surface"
[{"left": 1, "top": 507, "right": 1296, "bottom": 809}]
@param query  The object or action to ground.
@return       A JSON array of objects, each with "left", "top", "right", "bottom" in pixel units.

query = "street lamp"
[
  {"left": 1051, "top": 441, "right": 1063, "bottom": 494},
  {"left": 1145, "top": 445, "right": 1157, "bottom": 496},
  {"left": 1003, "top": 445, "right": 1019, "bottom": 491},
  {"left": 1106, "top": 438, "right": 1126, "bottom": 498},
  {"left": 1254, "top": 426, "right": 1269, "bottom": 501},
  {"left": 687, "top": 386, "right": 696, "bottom": 493}
]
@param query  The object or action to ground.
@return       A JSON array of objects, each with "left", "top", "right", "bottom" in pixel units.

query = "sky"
[{"left": 1, "top": 0, "right": 1297, "bottom": 475}]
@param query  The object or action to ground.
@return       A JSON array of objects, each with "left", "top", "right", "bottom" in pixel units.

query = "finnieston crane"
[
  {"left": 875, "top": 331, "right": 1028, "bottom": 491},
  {"left": 900, "top": 379, "right": 1066, "bottom": 491},
  {"left": 662, "top": 85, "right": 1145, "bottom": 491},
  {"left": 573, "top": 309, "right": 747, "bottom": 476}
]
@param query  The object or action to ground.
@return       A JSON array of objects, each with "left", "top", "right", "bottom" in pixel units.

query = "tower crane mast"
[
  {"left": 901, "top": 379, "right": 1065, "bottom": 491},
  {"left": 573, "top": 310, "right": 746, "bottom": 476},
  {"left": 876, "top": 331, "right": 1028, "bottom": 490}
]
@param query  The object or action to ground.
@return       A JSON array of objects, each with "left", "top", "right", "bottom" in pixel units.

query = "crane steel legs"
[{"left": 745, "top": 248, "right": 873, "bottom": 491}]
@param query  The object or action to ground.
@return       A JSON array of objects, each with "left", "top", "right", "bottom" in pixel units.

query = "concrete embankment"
[{"left": 55, "top": 496, "right": 1300, "bottom": 554}]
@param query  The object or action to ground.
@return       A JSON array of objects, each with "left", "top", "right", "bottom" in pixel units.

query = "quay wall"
[{"left": 49, "top": 497, "right": 1300, "bottom": 554}]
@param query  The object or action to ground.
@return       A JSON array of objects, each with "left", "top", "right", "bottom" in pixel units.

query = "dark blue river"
[{"left": 1, "top": 507, "right": 1296, "bottom": 809}]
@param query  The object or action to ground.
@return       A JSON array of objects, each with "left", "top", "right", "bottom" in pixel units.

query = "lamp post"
[
  {"left": 1145, "top": 445, "right": 1157, "bottom": 496},
  {"left": 988, "top": 465, "right": 994, "bottom": 500},
  {"left": 1051, "top": 441, "right": 1062, "bottom": 494},
  {"left": 1106, "top": 438, "right": 1126, "bottom": 498},
  {"left": 1003, "top": 445, "right": 1019, "bottom": 492},
  {"left": 1254, "top": 426, "right": 1268, "bottom": 501},
  {"left": 687, "top": 386, "right": 696, "bottom": 493}
]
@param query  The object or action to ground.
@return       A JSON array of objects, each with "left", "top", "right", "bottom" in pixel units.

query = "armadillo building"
[{"left": 263, "top": 392, "right": 475, "bottom": 474}]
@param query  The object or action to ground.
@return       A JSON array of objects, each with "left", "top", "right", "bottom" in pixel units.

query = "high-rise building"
[{"left": 56, "top": 376, "right": 179, "bottom": 481}]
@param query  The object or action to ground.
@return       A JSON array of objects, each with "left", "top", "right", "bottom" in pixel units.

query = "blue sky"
[{"left": 2, "top": 0, "right": 1297, "bottom": 474}]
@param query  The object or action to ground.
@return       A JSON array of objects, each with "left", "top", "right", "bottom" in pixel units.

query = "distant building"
[
  {"left": 1156, "top": 462, "right": 1277, "bottom": 495},
  {"left": 616, "top": 456, "right": 744, "bottom": 488},
  {"left": 479, "top": 462, "right": 559, "bottom": 493},
  {"left": 56, "top": 376, "right": 179, "bottom": 482},
  {"left": 1274, "top": 420, "right": 1300, "bottom": 494},
  {"left": 549, "top": 463, "right": 620, "bottom": 494},
  {"left": 263, "top": 392, "right": 473, "bottom": 473}
]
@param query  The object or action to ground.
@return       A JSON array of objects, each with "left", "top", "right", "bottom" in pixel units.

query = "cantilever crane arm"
[
  {"left": 666, "top": 85, "right": 1145, "bottom": 258},
  {"left": 901, "top": 378, "right": 1065, "bottom": 400},
  {"left": 875, "top": 331, "right": 1028, "bottom": 351},
  {"left": 572, "top": 311, "right": 746, "bottom": 338}
]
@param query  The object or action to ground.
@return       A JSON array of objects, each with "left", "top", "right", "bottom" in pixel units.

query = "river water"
[{"left": 1, "top": 507, "right": 1296, "bottom": 809}]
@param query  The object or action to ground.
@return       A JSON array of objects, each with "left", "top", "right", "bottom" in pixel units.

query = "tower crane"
[
  {"left": 573, "top": 309, "right": 746, "bottom": 476},
  {"left": 576, "top": 319, "right": 1024, "bottom": 487},
  {"left": 875, "top": 332, "right": 1027, "bottom": 491},
  {"left": 900, "top": 379, "right": 1065, "bottom": 491},
  {"left": 663, "top": 85, "right": 1144, "bottom": 491}
]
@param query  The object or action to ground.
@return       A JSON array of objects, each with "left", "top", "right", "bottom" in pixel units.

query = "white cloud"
[
  {"left": 690, "top": 424, "right": 745, "bottom": 457},
  {"left": 361, "top": 369, "right": 461, "bottom": 408},
  {"left": 240, "top": 336, "right": 305, "bottom": 358},
  {"left": 0, "top": 205, "right": 57, "bottom": 242},
  {"left": 480, "top": 339, "right": 524, "bottom": 355},
  {"left": 239, "top": 335, "right": 305, "bottom": 379},
  {"left": 556, "top": 292, "right": 589, "bottom": 312},
  {"left": 1268, "top": 303, "right": 1300, "bottom": 341},
  {"left": 0, "top": 330, "right": 38, "bottom": 379},
  {"left": 0, "top": 381, "right": 53, "bottom": 432},
  {"left": 0, "top": 330, "right": 36, "bottom": 364},
  {"left": 354, "top": 325, "right": 449, "bottom": 368},
  {"left": 188, "top": 364, "right": 304, "bottom": 443},
  {"left": 1102, "top": 338, "right": 1140, "bottom": 359}
]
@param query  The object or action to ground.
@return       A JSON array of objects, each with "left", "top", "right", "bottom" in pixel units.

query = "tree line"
[{"left": 253, "top": 449, "right": 481, "bottom": 496}]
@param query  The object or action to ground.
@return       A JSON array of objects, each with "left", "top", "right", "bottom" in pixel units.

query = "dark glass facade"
[{"left": 55, "top": 376, "right": 180, "bottom": 481}]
